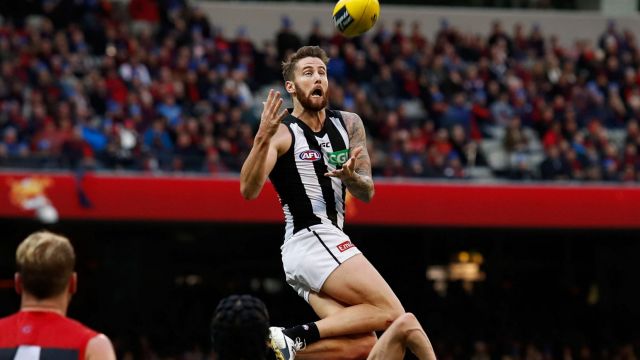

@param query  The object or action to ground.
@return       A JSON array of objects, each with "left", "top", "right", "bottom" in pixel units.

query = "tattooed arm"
[{"left": 324, "top": 111, "right": 375, "bottom": 202}]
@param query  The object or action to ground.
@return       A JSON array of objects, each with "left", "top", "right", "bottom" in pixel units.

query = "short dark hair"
[
  {"left": 281, "top": 46, "right": 329, "bottom": 82},
  {"left": 211, "top": 294, "right": 272, "bottom": 360},
  {"left": 16, "top": 231, "right": 75, "bottom": 299}
]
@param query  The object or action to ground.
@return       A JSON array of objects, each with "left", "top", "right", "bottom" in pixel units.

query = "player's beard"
[{"left": 294, "top": 84, "right": 328, "bottom": 112}]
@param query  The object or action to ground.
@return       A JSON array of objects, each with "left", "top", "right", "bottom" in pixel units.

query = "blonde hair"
[
  {"left": 16, "top": 231, "right": 75, "bottom": 299},
  {"left": 281, "top": 46, "right": 330, "bottom": 82}
]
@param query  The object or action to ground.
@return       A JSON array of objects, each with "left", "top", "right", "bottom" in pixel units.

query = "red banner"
[{"left": 1, "top": 171, "right": 639, "bottom": 228}]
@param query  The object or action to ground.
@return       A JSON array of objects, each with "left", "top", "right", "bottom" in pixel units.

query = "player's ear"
[
  {"left": 68, "top": 272, "right": 77, "bottom": 295},
  {"left": 285, "top": 80, "right": 295, "bottom": 95},
  {"left": 14, "top": 273, "right": 22, "bottom": 295}
]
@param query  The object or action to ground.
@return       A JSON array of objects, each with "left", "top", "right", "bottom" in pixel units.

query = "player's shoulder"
[
  {"left": 0, "top": 312, "right": 18, "bottom": 321},
  {"left": 333, "top": 110, "right": 363, "bottom": 134},
  {"left": 281, "top": 115, "right": 295, "bottom": 126},
  {"left": 336, "top": 110, "right": 362, "bottom": 124},
  {"left": 56, "top": 316, "right": 98, "bottom": 338},
  {"left": 273, "top": 123, "right": 293, "bottom": 154},
  {"left": 275, "top": 122, "right": 293, "bottom": 138},
  {"left": 278, "top": 115, "right": 297, "bottom": 134},
  {"left": 85, "top": 334, "right": 116, "bottom": 360},
  {"left": 0, "top": 312, "right": 18, "bottom": 327},
  {"left": 0, "top": 313, "right": 17, "bottom": 344}
]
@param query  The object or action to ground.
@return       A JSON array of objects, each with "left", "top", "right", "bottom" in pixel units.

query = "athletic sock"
[{"left": 283, "top": 322, "right": 320, "bottom": 346}]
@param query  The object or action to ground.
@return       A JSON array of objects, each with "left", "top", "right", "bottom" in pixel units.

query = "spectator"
[
  {"left": 0, "top": 127, "right": 29, "bottom": 158},
  {"left": 540, "top": 145, "right": 570, "bottom": 180},
  {"left": 0, "top": 6, "right": 637, "bottom": 182},
  {"left": 307, "top": 19, "right": 327, "bottom": 48},
  {"left": 442, "top": 93, "right": 472, "bottom": 132},
  {"left": 143, "top": 118, "right": 174, "bottom": 170},
  {"left": 276, "top": 16, "right": 302, "bottom": 61}
]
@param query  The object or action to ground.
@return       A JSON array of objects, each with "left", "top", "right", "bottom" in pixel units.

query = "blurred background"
[{"left": 0, "top": 0, "right": 639, "bottom": 358}]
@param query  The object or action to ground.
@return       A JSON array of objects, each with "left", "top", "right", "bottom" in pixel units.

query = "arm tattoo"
[{"left": 342, "top": 111, "right": 375, "bottom": 202}]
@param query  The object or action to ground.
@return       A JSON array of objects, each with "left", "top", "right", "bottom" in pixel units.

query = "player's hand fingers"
[
  {"left": 325, "top": 169, "right": 342, "bottom": 177},
  {"left": 345, "top": 163, "right": 355, "bottom": 175},
  {"left": 266, "top": 88, "right": 274, "bottom": 104},
  {"left": 269, "top": 91, "right": 282, "bottom": 115},
  {"left": 262, "top": 89, "right": 274, "bottom": 115},
  {"left": 345, "top": 157, "right": 356, "bottom": 171},
  {"left": 347, "top": 147, "right": 362, "bottom": 171},
  {"left": 268, "top": 96, "right": 282, "bottom": 119},
  {"left": 345, "top": 159, "right": 353, "bottom": 171},
  {"left": 351, "top": 146, "right": 363, "bottom": 159},
  {"left": 277, "top": 108, "right": 289, "bottom": 122},
  {"left": 265, "top": 89, "right": 274, "bottom": 106}
]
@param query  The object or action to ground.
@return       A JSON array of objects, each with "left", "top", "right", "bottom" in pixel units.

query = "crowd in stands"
[{"left": 1, "top": 0, "right": 639, "bottom": 181}]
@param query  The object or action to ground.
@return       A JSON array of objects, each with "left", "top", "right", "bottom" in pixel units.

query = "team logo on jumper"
[
  {"left": 299, "top": 150, "right": 322, "bottom": 161},
  {"left": 337, "top": 241, "right": 355, "bottom": 253},
  {"left": 327, "top": 149, "right": 350, "bottom": 167},
  {"left": 333, "top": 6, "right": 354, "bottom": 32}
]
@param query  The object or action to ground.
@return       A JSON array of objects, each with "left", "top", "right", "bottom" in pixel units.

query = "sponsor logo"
[
  {"left": 333, "top": 6, "right": 354, "bottom": 32},
  {"left": 337, "top": 240, "right": 355, "bottom": 252},
  {"left": 320, "top": 142, "right": 331, "bottom": 148},
  {"left": 299, "top": 150, "right": 322, "bottom": 161},
  {"left": 8, "top": 177, "right": 59, "bottom": 224},
  {"left": 327, "top": 149, "right": 350, "bottom": 167}
]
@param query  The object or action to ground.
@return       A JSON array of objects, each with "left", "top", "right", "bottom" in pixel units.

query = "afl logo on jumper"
[{"left": 299, "top": 150, "right": 322, "bottom": 161}]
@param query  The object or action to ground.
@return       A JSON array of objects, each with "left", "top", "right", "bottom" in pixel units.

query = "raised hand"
[
  {"left": 258, "top": 89, "right": 289, "bottom": 138},
  {"left": 324, "top": 146, "right": 363, "bottom": 181}
]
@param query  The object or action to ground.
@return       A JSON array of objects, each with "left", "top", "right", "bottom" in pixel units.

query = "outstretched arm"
[
  {"left": 240, "top": 90, "right": 289, "bottom": 200},
  {"left": 325, "top": 112, "right": 375, "bottom": 202}
]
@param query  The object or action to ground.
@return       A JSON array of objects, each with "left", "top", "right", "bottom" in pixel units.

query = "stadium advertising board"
[{"left": 1, "top": 172, "right": 639, "bottom": 228}]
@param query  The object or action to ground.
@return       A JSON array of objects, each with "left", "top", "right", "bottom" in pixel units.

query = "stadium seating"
[{"left": 0, "top": 1, "right": 638, "bottom": 183}]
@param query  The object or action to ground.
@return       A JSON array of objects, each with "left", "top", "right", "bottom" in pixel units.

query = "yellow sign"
[
  {"left": 8, "top": 177, "right": 53, "bottom": 208},
  {"left": 7, "top": 177, "right": 58, "bottom": 223}
]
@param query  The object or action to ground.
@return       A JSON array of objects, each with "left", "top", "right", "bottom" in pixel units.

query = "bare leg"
[
  {"left": 314, "top": 254, "right": 405, "bottom": 338},
  {"left": 294, "top": 254, "right": 405, "bottom": 359},
  {"left": 296, "top": 335, "right": 377, "bottom": 360},
  {"left": 296, "top": 292, "right": 376, "bottom": 360},
  {"left": 367, "top": 313, "right": 436, "bottom": 360}
]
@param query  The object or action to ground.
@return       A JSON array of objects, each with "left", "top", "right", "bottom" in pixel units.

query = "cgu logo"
[
  {"left": 299, "top": 150, "right": 322, "bottom": 162},
  {"left": 327, "top": 149, "right": 350, "bottom": 167}
]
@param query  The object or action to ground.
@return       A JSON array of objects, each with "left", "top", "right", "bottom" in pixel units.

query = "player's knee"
[
  {"left": 396, "top": 312, "right": 418, "bottom": 328},
  {"left": 395, "top": 312, "right": 418, "bottom": 334},
  {"left": 381, "top": 306, "right": 405, "bottom": 329}
]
